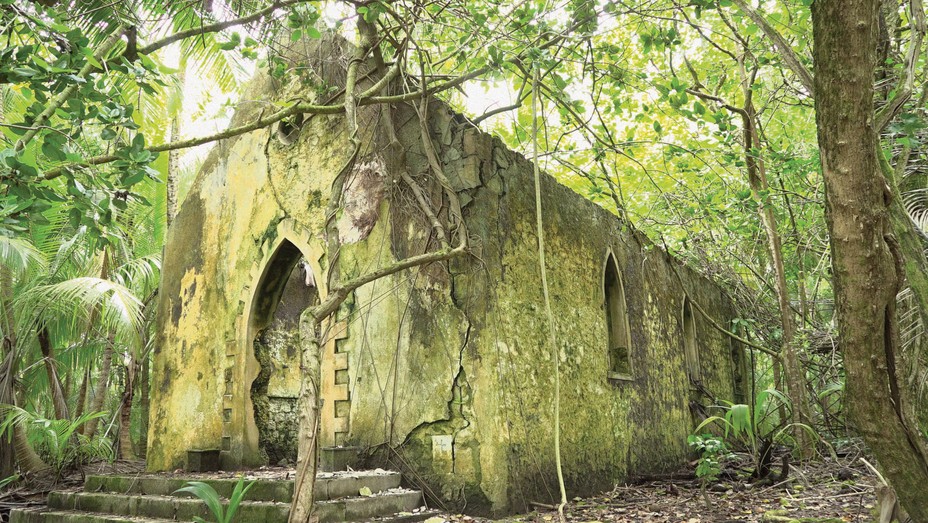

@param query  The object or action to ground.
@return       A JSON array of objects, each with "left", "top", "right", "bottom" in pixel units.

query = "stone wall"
[{"left": 149, "top": 38, "right": 743, "bottom": 516}]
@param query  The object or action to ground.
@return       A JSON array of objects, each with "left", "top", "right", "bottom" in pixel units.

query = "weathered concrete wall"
[
  {"left": 339, "top": 107, "right": 742, "bottom": 514},
  {"left": 149, "top": 39, "right": 354, "bottom": 469},
  {"left": 149, "top": 38, "right": 741, "bottom": 516}
]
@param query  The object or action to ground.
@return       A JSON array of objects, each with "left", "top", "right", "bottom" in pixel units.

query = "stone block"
[
  {"left": 186, "top": 448, "right": 221, "bottom": 472},
  {"left": 319, "top": 445, "right": 360, "bottom": 471},
  {"left": 343, "top": 490, "right": 422, "bottom": 521}
]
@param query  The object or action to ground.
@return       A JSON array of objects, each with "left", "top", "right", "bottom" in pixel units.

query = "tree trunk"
[
  {"left": 739, "top": 77, "right": 813, "bottom": 456},
  {"left": 0, "top": 346, "right": 16, "bottom": 478},
  {"left": 137, "top": 351, "right": 149, "bottom": 456},
  {"left": 812, "top": 0, "right": 928, "bottom": 518},
  {"left": 0, "top": 266, "right": 48, "bottom": 478},
  {"left": 118, "top": 355, "right": 136, "bottom": 460},
  {"left": 12, "top": 419, "right": 50, "bottom": 478},
  {"left": 83, "top": 338, "right": 114, "bottom": 439},
  {"left": 1, "top": 344, "right": 51, "bottom": 479},
  {"left": 0, "top": 266, "right": 17, "bottom": 478},
  {"left": 38, "top": 328, "right": 70, "bottom": 420},
  {"left": 166, "top": 64, "right": 185, "bottom": 228},
  {"left": 288, "top": 310, "right": 322, "bottom": 523},
  {"left": 74, "top": 367, "right": 90, "bottom": 430}
]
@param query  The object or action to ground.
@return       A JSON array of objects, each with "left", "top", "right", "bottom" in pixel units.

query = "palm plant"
[
  {"left": 0, "top": 407, "right": 111, "bottom": 480},
  {"left": 695, "top": 388, "right": 821, "bottom": 480}
]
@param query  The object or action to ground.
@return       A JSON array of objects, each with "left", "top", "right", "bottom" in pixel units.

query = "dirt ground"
[
  {"left": 442, "top": 450, "right": 879, "bottom": 523},
  {"left": 0, "top": 450, "right": 881, "bottom": 523}
]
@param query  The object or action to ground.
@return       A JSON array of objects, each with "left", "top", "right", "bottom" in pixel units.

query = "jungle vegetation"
[{"left": 1, "top": 0, "right": 927, "bottom": 519}]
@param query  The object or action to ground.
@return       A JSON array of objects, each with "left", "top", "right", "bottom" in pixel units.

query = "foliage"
[
  {"left": 0, "top": 473, "right": 20, "bottom": 491},
  {"left": 174, "top": 475, "right": 256, "bottom": 523},
  {"left": 696, "top": 389, "right": 819, "bottom": 473},
  {"left": 0, "top": 406, "right": 111, "bottom": 478},
  {"left": 0, "top": 0, "right": 924, "bottom": 511},
  {"left": 688, "top": 433, "right": 731, "bottom": 482}
]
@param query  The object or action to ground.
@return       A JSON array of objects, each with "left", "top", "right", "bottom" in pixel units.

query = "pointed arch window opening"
[
  {"left": 682, "top": 297, "right": 700, "bottom": 385},
  {"left": 604, "top": 253, "right": 633, "bottom": 381}
]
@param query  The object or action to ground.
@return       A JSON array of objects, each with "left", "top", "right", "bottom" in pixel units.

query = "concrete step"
[
  {"left": 44, "top": 487, "right": 423, "bottom": 523},
  {"left": 371, "top": 508, "right": 444, "bottom": 522},
  {"left": 314, "top": 488, "right": 424, "bottom": 522},
  {"left": 10, "top": 508, "right": 174, "bottom": 523},
  {"left": 84, "top": 469, "right": 402, "bottom": 502},
  {"left": 48, "top": 491, "right": 289, "bottom": 521},
  {"left": 11, "top": 501, "right": 437, "bottom": 523},
  {"left": 10, "top": 471, "right": 426, "bottom": 523}
]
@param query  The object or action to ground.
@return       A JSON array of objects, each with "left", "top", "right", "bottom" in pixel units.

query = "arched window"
[
  {"left": 604, "top": 253, "right": 632, "bottom": 379},
  {"left": 682, "top": 297, "right": 700, "bottom": 384}
]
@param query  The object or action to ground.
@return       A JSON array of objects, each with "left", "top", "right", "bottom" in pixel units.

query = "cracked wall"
[{"left": 150, "top": 37, "right": 742, "bottom": 517}]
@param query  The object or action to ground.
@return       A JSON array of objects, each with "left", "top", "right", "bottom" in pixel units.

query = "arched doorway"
[{"left": 247, "top": 240, "right": 318, "bottom": 465}]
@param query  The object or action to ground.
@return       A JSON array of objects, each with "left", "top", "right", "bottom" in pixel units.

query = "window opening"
[
  {"left": 682, "top": 297, "right": 700, "bottom": 384},
  {"left": 604, "top": 254, "right": 632, "bottom": 379}
]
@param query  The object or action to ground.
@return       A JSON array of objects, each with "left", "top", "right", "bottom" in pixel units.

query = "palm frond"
[
  {"left": 19, "top": 278, "right": 145, "bottom": 352},
  {"left": 0, "top": 236, "right": 48, "bottom": 276},
  {"left": 112, "top": 254, "right": 162, "bottom": 295}
]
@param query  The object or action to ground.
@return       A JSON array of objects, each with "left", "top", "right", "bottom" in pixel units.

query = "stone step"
[
  {"left": 10, "top": 508, "right": 174, "bottom": 523},
  {"left": 48, "top": 491, "right": 289, "bottom": 521},
  {"left": 314, "top": 489, "right": 424, "bottom": 522},
  {"left": 42, "top": 487, "right": 423, "bottom": 523},
  {"left": 371, "top": 508, "right": 444, "bottom": 522},
  {"left": 10, "top": 504, "right": 439, "bottom": 523},
  {"left": 84, "top": 469, "right": 402, "bottom": 502}
]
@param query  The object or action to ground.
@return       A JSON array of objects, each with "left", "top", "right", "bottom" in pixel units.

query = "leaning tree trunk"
[
  {"left": 1, "top": 345, "right": 51, "bottom": 479},
  {"left": 0, "top": 267, "right": 17, "bottom": 478},
  {"left": 740, "top": 96, "right": 813, "bottom": 456},
  {"left": 812, "top": 0, "right": 928, "bottom": 518}
]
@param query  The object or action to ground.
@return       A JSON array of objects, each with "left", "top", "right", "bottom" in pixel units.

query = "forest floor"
[
  {"left": 0, "top": 448, "right": 880, "bottom": 523},
  {"left": 460, "top": 448, "right": 880, "bottom": 523}
]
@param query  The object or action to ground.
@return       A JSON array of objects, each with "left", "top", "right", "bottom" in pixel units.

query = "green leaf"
[
  {"left": 131, "top": 133, "right": 145, "bottom": 151},
  {"left": 41, "top": 138, "right": 66, "bottom": 161},
  {"left": 174, "top": 482, "right": 223, "bottom": 522},
  {"left": 13, "top": 67, "right": 38, "bottom": 77}
]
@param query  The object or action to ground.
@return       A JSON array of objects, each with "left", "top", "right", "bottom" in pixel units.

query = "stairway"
[{"left": 10, "top": 470, "right": 439, "bottom": 522}]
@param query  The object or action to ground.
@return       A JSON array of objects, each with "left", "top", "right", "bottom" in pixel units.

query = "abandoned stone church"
[{"left": 149, "top": 42, "right": 746, "bottom": 515}]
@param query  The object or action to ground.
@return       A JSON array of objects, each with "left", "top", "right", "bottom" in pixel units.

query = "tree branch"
[
  {"left": 16, "top": 25, "right": 126, "bottom": 151},
  {"left": 729, "top": 0, "right": 815, "bottom": 96},
  {"left": 875, "top": 0, "right": 926, "bottom": 131},
  {"left": 668, "top": 257, "right": 779, "bottom": 358},
  {"left": 137, "top": 0, "right": 307, "bottom": 56}
]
